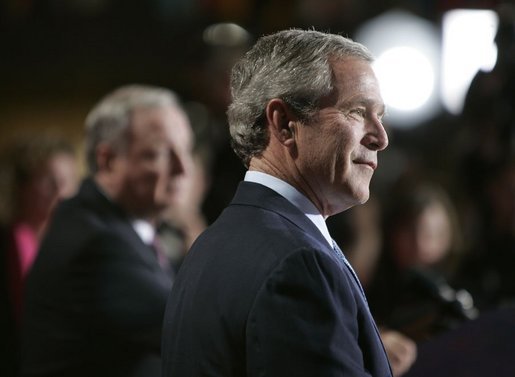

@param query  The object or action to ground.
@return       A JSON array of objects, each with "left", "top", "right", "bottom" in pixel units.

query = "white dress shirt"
[{"left": 131, "top": 219, "right": 156, "bottom": 245}]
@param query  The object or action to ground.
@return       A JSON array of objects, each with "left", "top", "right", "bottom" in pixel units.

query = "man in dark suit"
[
  {"left": 162, "top": 29, "right": 393, "bottom": 376},
  {"left": 21, "top": 85, "right": 193, "bottom": 377}
]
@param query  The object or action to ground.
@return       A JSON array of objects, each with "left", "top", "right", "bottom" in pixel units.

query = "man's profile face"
[
  {"left": 115, "top": 105, "right": 193, "bottom": 218},
  {"left": 293, "top": 58, "right": 388, "bottom": 215}
]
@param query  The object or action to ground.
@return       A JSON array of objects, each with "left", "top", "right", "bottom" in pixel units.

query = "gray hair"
[
  {"left": 85, "top": 84, "right": 179, "bottom": 173},
  {"left": 227, "top": 29, "right": 374, "bottom": 167}
]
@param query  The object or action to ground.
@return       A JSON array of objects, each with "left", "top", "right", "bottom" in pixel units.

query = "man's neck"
[
  {"left": 248, "top": 157, "right": 329, "bottom": 217},
  {"left": 93, "top": 175, "right": 158, "bottom": 224}
]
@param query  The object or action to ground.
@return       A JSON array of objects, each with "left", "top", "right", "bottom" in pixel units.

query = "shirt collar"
[
  {"left": 244, "top": 171, "right": 333, "bottom": 248},
  {"left": 131, "top": 219, "right": 156, "bottom": 245}
]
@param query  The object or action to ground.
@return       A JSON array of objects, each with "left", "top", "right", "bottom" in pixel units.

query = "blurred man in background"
[{"left": 21, "top": 85, "right": 193, "bottom": 377}]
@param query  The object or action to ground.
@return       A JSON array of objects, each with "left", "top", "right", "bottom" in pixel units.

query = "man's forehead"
[
  {"left": 331, "top": 60, "right": 382, "bottom": 100},
  {"left": 331, "top": 58, "right": 376, "bottom": 84},
  {"left": 128, "top": 106, "right": 191, "bottom": 142}
]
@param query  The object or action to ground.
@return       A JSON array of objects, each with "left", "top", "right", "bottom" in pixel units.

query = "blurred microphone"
[{"left": 407, "top": 267, "right": 479, "bottom": 321}]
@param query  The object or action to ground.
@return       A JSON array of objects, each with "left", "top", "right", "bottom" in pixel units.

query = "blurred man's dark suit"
[
  {"left": 162, "top": 181, "right": 391, "bottom": 376},
  {"left": 21, "top": 178, "right": 172, "bottom": 377}
]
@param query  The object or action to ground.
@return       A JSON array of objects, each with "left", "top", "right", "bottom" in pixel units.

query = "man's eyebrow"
[{"left": 341, "top": 98, "right": 386, "bottom": 113}]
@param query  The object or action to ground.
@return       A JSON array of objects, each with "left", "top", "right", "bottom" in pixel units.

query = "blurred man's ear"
[{"left": 95, "top": 143, "right": 117, "bottom": 172}]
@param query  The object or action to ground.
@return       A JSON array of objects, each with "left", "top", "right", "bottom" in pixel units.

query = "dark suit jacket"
[
  {"left": 21, "top": 178, "right": 172, "bottom": 377},
  {"left": 162, "top": 181, "right": 392, "bottom": 376}
]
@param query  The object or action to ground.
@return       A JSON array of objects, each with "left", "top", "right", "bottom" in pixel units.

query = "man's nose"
[{"left": 363, "top": 117, "right": 389, "bottom": 151}]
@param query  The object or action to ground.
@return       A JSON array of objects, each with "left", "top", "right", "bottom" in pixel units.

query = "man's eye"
[
  {"left": 140, "top": 148, "right": 170, "bottom": 161},
  {"left": 141, "top": 150, "right": 158, "bottom": 160},
  {"left": 350, "top": 108, "right": 366, "bottom": 117}
]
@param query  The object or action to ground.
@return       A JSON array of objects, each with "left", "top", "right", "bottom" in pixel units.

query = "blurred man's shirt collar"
[{"left": 131, "top": 219, "right": 155, "bottom": 245}]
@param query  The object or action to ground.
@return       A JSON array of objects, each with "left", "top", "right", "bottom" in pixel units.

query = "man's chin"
[
  {"left": 343, "top": 184, "right": 370, "bottom": 204},
  {"left": 153, "top": 197, "right": 178, "bottom": 212},
  {"left": 153, "top": 201, "right": 171, "bottom": 212},
  {"left": 130, "top": 201, "right": 173, "bottom": 220},
  {"left": 352, "top": 182, "right": 371, "bottom": 203},
  {"left": 358, "top": 191, "right": 370, "bottom": 204}
]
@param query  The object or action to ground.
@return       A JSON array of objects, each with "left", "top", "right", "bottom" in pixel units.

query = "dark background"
[{"left": 0, "top": 0, "right": 500, "bottom": 152}]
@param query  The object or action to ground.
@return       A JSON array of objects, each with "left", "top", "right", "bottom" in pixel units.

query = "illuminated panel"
[{"left": 441, "top": 9, "right": 498, "bottom": 115}]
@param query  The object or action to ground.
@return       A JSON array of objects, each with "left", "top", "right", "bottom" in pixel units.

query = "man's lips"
[{"left": 353, "top": 159, "right": 377, "bottom": 170}]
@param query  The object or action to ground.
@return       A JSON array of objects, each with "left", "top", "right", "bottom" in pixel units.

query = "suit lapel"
[
  {"left": 231, "top": 182, "right": 373, "bottom": 302},
  {"left": 77, "top": 178, "right": 161, "bottom": 269}
]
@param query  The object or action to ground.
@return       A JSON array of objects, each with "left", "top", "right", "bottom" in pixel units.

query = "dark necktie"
[
  {"left": 333, "top": 241, "right": 392, "bottom": 376},
  {"left": 151, "top": 236, "right": 172, "bottom": 275},
  {"left": 332, "top": 239, "right": 367, "bottom": 302}
]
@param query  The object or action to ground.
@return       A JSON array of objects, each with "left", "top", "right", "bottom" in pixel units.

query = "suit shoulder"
[
  {"left": 49, "top": 194, "right": 124, "bottom": 245},
  {"left": 256, "top": 246, "right": 352, "bottom": 298}
]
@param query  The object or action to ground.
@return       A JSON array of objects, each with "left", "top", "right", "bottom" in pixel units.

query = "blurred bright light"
[
  {"left": 203, "top": 23, "right": 251, "bottom": 47},
  {"left": 441, "top": 9, "right": 498, "bottom": 114},
  {"left": 374, "top": 47, "right": 435, "bottom": 111},
  {"left": 355, "top": 10, "right": 440, "bottom": 128}
]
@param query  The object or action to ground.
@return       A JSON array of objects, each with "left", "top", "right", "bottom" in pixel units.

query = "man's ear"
[
  {"left": 95, "top": 143, "right": 117, "bottom": 172},
  {"left": 265, "top": 98, "right": 297, "bottom": 147}
]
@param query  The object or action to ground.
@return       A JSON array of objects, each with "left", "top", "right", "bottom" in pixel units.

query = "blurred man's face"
[
  {"left": 113, "top": 105, "right": 193, "bottom": 219},
  {"left": 293, "top": 58, "right": 388, "bottom": 216}
]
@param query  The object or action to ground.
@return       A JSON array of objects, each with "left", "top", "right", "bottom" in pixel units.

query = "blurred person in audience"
[
  {"left": 162, "top": 29, "right": 393, "bottom": 376},
  {"left": 459, "top": 3, "right": 515, "bottom": 175},
  {"left": 452, "top": 3, "right": 515, "bottom": 311},
  {"left": 20, "top": 85, "right": 193, "bottom": 377},
  {"left": 0, "top": 134, "right": 79, "bottom": 322},
  {"left": 456, "top": 2, "right": 514, "bottom": 248},
  {"left": 328, "top": 198, "right": 417, "bottom": 377},
  {"left": 367, "top": 175, "right": 478, "bottom": 342},
  {"left": 0, "top": 134, "right": 79, "bottom": 377},
  {"left": 456, "top": 156, "right": 515, "bottom": 310},
  {"left": 157, "top": 145, "right": 210, "bottom": 272}
]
